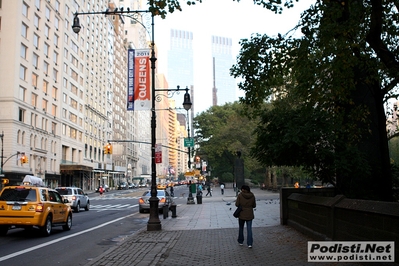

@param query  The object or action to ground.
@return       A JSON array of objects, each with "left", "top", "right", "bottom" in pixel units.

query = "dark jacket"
[{"left": 235, "top": 190, "right": 256, "bottom": 220}]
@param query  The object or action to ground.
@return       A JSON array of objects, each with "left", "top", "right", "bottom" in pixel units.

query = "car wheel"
[
  {"left": 0, "top": 225, "right": 8, "bottom": 236},
  {"left": 40, "top": 215, "right": 52, "bottom": 237},
  {"left": 75, "top": 202, "right": 80, "bottom": 213},
  {"left": 139, "top": 207, "right": 144, "bottom": 213},
  {"left": 85, "top": 201, "right": 90, "bottom": 211},
  {"left": 62, "top": 213, "right": 72, "bottom": 231}
]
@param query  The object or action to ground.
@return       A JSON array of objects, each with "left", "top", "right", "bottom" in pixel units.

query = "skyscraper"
[{"left": 211, "top": 35, "right": 236, "bottom": 106}]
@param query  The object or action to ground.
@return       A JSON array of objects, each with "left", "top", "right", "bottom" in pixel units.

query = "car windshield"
[
  {"left": 142, "top": 190, "right": 165, "bottom": 197},
  {"left": 56, "top": 188, "right": 73, "bottom": 195},
  {"left": 0, "top": 187, "right": 38, "bottom": 202}
]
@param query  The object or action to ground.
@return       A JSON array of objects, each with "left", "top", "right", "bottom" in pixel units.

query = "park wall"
[{"left": 280, "top": 188, "right": 399, "bottom": 262}]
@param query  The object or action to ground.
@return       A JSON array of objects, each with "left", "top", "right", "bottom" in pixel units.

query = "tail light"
[
  {"left": 36, "top": 203, "right": 44, "bottom": 212},
  {"left": 139, "top": 198, "right": 145, "bottom": 204},
  {"left": 72, "top": 196, "right": 76, "bottom": 201},
  {"left": 160, "top": 198, "right": 166, "bottom": 203}
]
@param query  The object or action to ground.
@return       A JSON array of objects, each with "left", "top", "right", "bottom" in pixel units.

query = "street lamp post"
[
  {"left": 183, "top": 88, "right": 192, "bottom": 169},
  {"left": 72, "top": 8, "right": 162, "bottom": 231},
  {"left": 0, "top": 131, "right": 4, "bottom": 176}
]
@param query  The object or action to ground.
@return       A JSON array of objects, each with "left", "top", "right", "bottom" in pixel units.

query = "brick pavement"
[{"left": 85, "top": 188, "right": 363, "bottom": 266}]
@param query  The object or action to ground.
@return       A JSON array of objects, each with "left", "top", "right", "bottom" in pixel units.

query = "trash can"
[{"left": 196, "top": 191, "right": 202, "bottom": 204}]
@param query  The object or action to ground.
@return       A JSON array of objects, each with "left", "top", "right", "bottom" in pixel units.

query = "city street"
[{"left": 0, "top": 187, "right": 163, "bottom": 266}]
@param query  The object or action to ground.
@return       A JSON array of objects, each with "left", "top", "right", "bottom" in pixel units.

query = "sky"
[{"left": 153, "top": 0, "right": 315, "bottom": 115}]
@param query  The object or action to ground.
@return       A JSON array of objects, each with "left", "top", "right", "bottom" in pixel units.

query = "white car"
[{"left": 55, "top": 187, "right": 90, "bottom": 213}]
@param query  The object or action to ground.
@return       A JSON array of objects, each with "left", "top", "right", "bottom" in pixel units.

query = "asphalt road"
[{"left": 0, "top": 187, "right": 165, "bottom": 266}]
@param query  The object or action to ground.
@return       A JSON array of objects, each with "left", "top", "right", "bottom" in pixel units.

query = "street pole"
[
  {"left": 187, "top": 110, "right": 191, "bottom": 170},
  {"left": 0, "top": 131, "right": 3, "bottom": 176},
  {"left": 147, "top": 13, "right": 161, "bottom": 231}
]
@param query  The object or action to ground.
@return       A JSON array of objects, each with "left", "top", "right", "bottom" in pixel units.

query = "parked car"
[
  {"left": 118, "top": 182, "right": 128, "bottom": 190},
  {"left": 128, "top": 183, "right": 137, "bottom": 189},
  {"left": 138, "top": 190, "right": 172, "bottom": 213},
  {"left": 0, "top": 185, "right": 72, "bottom": 236},
  {"left": 55, "top": 187, "right": 90, "bottom": 213}
]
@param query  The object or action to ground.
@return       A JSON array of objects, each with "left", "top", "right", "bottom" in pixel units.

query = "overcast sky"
[{"left": 154, "top": 0, "right": 314, "bottom": 115}]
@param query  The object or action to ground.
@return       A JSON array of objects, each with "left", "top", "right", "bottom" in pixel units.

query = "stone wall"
[{"left": 280, "top": 188, "right": 399, "bottom": 262}]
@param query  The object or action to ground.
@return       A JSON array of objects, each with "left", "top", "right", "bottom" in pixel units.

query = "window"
[
  {"left": 45, "top": 6, "right": 50, "bottom": 21},
  {"left": 32, "top": 73, "right": 38, "bottom": 87},
  {"left": 52, "top": 87, "right": 58, "bottom": 99},
  {"left": 53, "top": 51, "right": 58, "bottom": 64},
  {"left": 20, "top": 86, "right": 27, "bottom": 102},
  {"left": 35, "top": 0, "right": 40, "bottom": 10},
  {"left": 44, "top": 43, "right": 49, "bottom": 56},
  {"left": 54, "top": 34, "right": 59, "bottom": 46},
  {"left": 33, "top": 53, "right": 39, "bottom": 68},
  {"left": 51, "top": 104, "right": 57, "bottom": 116},
  {"left": 42, "top": 99, "right": 48, "bottom": 111},
  {"left": 63, "top": 93, "right": 67, "bottom": 103},
  {"left": 53, "top": 68, "right": 58, "bottom": 82},
  {"left": 54, "top": 17, "right": 59, "bottom": 30},
  {"left": 70, "top": 98, "right": 77, "bottom": 109},
  {"left": 31, "top": 93, "right": 38, "bottom": 107},
  {"left": 70, "top": 113, "right": 77, "bottom": 123},
  {"left": 34, "top": 14, "right": 40, "bottom": 29},
  {"left": 22, "top": 2, "right": 28, "bottom": 17},
  {"left": 33, "top": 34, "right": 39, "bottom": 48},
  {"left": 44, "top": 24, "right": 50, "bottom": 38},
  {"left": 43, "top": 61, "right": 49, "bottom": 75},
  {"left": 62, "top": 108, "right": 67, "bottom": 118},
  {"left": 19, "top": 108, "right": 25, "bottom": 122},
  {"left": 51, "top": 122, "right": 56, "bottom": 134},
  {"left": 21, "top": 44, "right": 27, "bottom": 59},
  {"left": 55, "top": 0, "right": 60, "bottom": 12},
  {"left": 20, "top": 65, "right": 27, "bottom": 81},
  {"left": 21, "top": 23, "right": 28, "bottom": 38},
  {"left": 42, "top": 80, "right": 48, "bottom": 94}
]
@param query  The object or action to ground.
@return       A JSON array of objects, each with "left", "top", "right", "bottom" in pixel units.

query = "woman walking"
[{"left": 235, "top": 185, "right": 256, "bottom": 248}]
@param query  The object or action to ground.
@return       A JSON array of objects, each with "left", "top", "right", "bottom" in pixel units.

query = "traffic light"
[
  {"left": 1, "top": 179, "right": 9, "bottom": 185},
  {"left": 20, "top": 154, "right": 28, "bottom": 164},
  {"left": 104, "top": 143, "right": 112, "bottom": 154}
]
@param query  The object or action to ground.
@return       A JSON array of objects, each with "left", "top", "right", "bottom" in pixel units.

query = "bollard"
[
  {"left": 170, "top": 204, "right": 177, "bottom": 218},
  {"left": 196, "top": 191, "right": 202, "bottom": 204},
  {"left": 163, "top": 205, "right": 169, "bottom": 219}
]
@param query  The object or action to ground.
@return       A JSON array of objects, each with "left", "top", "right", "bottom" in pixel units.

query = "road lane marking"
[{"left": 0, "top": 213, "right": 136, "bottom": 262}]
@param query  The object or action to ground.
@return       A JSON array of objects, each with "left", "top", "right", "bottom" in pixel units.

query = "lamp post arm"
[{"left": 2, "top": 152, "right": 21, "bottom": 168}]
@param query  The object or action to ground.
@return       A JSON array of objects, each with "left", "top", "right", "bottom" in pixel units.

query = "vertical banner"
[
  {"left": 127, "top": 48, "right": 151, "bottom": 111},
  {"left": 155, "top": 143, "right": 162, "bottom": 163}
]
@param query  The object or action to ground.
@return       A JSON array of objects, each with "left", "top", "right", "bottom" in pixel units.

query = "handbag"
[{"left": 233, "top": 205, "right": 242, "bottom": 218}]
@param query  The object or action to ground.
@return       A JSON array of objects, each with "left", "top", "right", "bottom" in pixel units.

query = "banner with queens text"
[{"left": 127, "top": 49, "right": 151, "bottom": 111}]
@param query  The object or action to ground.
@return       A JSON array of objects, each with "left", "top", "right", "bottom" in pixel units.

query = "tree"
[
  {"left": 229, "top": 1, "right": 398, "bottom": 201},
  {"left": 193, "top": 102, "right": 263, "bottom": 182},
  {"left": 150, "top": 0, "right": 398, "bottom": 200}
]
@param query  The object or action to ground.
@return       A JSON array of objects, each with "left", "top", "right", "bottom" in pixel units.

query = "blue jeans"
[{"left": 237, "top": 219, "right": 253, "bottom": 246}]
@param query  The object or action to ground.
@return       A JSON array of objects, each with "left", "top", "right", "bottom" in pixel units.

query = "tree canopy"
[
  {"left": 193, "top": 103, "right": 264, "bottom": 184},
  {"left": 151, "top": 0, "right": 399, "bottom": 200}
]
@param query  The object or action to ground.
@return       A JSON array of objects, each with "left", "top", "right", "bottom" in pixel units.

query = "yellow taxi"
[
  {"left": 0, "top": 185, "right": 73, "bottom": 236},
  {"left": 157, "top": 183, "right": 167, "bottom": 190}
]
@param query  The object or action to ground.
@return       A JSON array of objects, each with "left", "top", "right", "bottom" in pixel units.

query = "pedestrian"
[
  {"left": 170, "top": 185, "right": 174, "bottom": 197},
  {"left": 235, "top": 184, "right": 256, "bottom": 248},
  {"left": 99, "top": 186, "right": 104, "bottom": 197},
  {"left": 206, "top": 185, "right": 212, "bottom": 196},
  {"left": 220, "top": 183, "right": 225, "bottom": 195}
]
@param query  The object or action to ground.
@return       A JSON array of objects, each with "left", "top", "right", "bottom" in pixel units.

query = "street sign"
[{"left": 184, "top": 138, "right": 194, "bottom": 147}]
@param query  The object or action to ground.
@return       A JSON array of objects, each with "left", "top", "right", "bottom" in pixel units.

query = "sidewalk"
[{"left": 84, "top": 188, "right": 346, "bottom": 266}]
